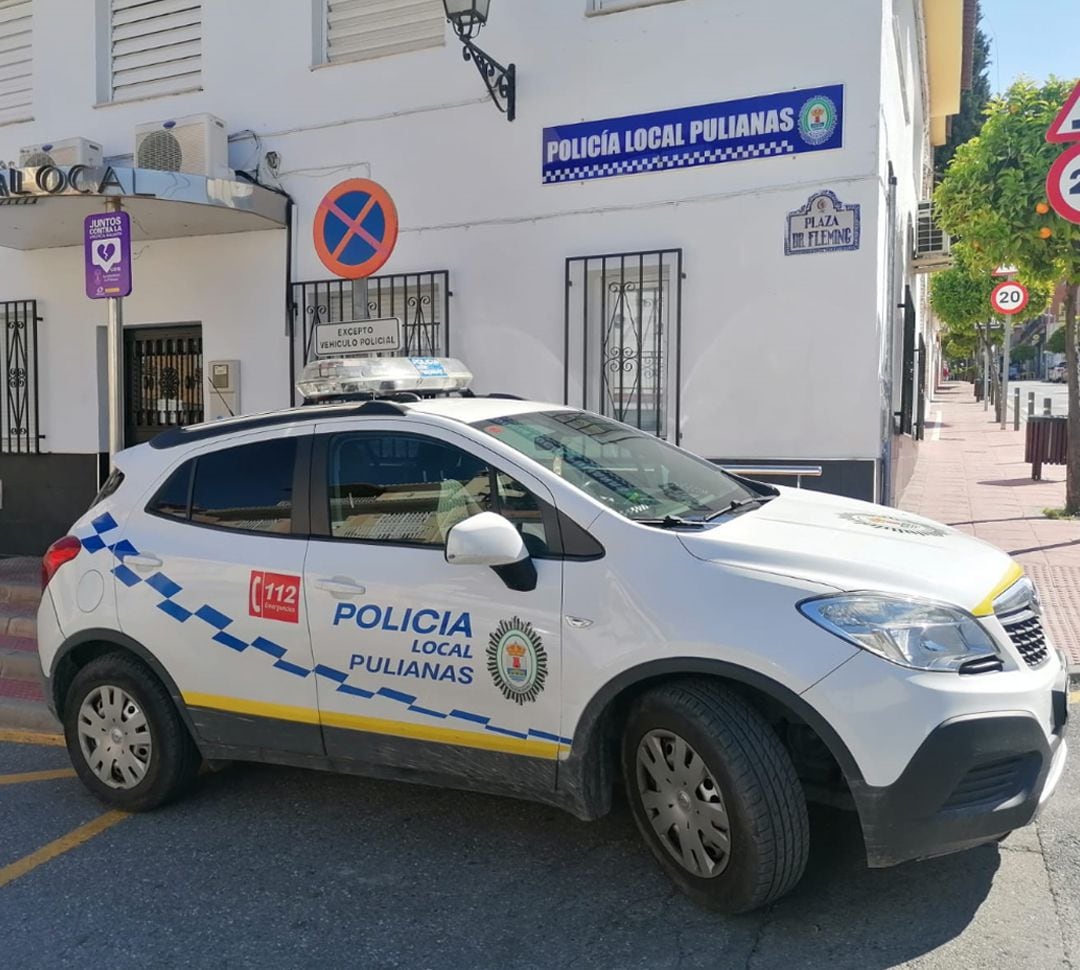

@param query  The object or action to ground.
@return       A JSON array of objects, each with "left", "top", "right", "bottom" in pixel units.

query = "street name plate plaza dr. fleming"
[
  {"left": 542, "top": 84, "right": 844, "bottom": 184},
  {"left": 785, "top": 190, "right": 860, "bottom": 255}
]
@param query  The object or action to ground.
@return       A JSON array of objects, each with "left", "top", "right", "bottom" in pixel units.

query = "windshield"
[{"left": 473, "top": 410, "right": 763, "bottom": 522}]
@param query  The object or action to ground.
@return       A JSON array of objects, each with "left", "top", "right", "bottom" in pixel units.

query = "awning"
[{"left": 0, "top": 165, "right": 288, "bottom": 250}]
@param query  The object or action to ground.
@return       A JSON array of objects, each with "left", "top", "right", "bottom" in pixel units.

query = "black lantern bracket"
[{"left": 458, "top": 34, "right": 516, "bottom": 122}]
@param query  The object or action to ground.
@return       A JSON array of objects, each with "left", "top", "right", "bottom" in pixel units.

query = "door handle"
[
  {"left": 313, "top": 578, "right": 367, "bottom": 597},
  {"left": 124, "top": 554, "right": 163, "bottom": 570}
]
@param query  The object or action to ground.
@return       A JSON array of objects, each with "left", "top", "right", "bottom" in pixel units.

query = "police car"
[{"left": 38, "top": 357, "right": 1069, "bottom": 913}]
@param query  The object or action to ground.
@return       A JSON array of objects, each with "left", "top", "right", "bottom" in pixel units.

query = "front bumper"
[{"left": 854, "top": 695, "right": 1069, "bottom": 868}]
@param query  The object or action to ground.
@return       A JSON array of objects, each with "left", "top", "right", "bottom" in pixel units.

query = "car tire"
[
  {"left": 63, "top": 652, "right": 201, "bottom": 812},
  {"left": 621, "top": 679, "right": 809, "bottom": 914}
]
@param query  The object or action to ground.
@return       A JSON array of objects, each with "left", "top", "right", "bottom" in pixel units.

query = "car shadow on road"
[{"left": 122, "top": 764, "right": 1001, "bottom": 969}]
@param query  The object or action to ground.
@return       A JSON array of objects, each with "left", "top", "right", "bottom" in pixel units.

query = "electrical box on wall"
[{"left": 207, "top": 360, "right": 240, "bottom": 421}]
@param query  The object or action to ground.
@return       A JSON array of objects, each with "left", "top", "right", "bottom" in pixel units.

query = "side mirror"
[{"left": 445, "top": 512, "right": 537, "bottom": 592}]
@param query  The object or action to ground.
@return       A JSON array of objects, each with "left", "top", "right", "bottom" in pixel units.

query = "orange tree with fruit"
[{"left": 936, "top": 78, "right": 1080, "bottom": 511}]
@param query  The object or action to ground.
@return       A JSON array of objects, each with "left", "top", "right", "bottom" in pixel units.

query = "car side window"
[
  {"left": 147, "top": 461, "right": 193, "bottom": 522},
  {"left": 328, "top": 433, "right": 493, "bottom": 545},
  {"left": 188, "top": 438, "right": 297, "bottom": 534}
]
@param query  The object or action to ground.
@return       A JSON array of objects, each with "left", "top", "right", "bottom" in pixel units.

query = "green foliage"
[
  {"left": 931, "top": 245, "right": 1052, "bottom": 359},
  {"left": 935, "top": 78, "right": 1080, "bottom": 284},
  {"left": 934, "top": 14, "right": 991, "bottom": 179},
  {"left": 1011, "top": 344, "right": 1036, "bottom": 363},
  {"left": 1047, "top": 326, "right": 1067, "bottom": 353}
]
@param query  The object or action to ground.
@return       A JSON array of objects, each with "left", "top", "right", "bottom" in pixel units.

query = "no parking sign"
[{"left": 313, "top": 178, "right": 399, "bottom": 279}]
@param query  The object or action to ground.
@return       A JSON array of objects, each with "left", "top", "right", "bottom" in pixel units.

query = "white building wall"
[{"left": 0, "top": 0, "right": 930, "bottom": 482}]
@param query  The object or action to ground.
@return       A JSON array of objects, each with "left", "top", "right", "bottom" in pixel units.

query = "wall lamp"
[{"left": 443, "top": 0, "right": 516, "bottom": 122}]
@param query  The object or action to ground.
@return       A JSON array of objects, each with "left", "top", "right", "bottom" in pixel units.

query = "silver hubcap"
[
  {"left": 636, "top": 729, "right": 731, "bottom": 878},
  {"left": 77, "top": 685, "right": 152, "bottom": 790}
]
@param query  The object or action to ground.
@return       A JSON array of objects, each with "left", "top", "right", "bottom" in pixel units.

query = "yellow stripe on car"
[
  {"left": 183, "top": 692, "right": 563, "bottom": 760},
  {"left": 971, "top": 562, "right": 1025, "bottom": 617}
]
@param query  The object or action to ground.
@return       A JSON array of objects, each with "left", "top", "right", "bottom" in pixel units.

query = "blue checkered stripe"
[
  {"left": 81, "top": 512, "right": 572, "bottom": 748},
  {"left": 543, "top": 139, "right": 795, "bottom": 184}
]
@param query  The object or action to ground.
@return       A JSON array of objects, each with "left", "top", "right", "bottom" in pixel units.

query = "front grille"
[
  {"left": 999, "top": 610, "right": 1050, "bottom": 668},
  {"left": 942, "top": 756, "right": 1027, "bottom": 810}
]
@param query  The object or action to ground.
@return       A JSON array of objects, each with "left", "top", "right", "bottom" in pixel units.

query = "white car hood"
[{"left": 678, "top": 487, "right": 1018, "bottom": 616}]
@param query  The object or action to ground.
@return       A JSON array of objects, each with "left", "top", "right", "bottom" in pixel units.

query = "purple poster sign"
[{"left": 84, "top": 211, "right": 132, "bottom": 299}]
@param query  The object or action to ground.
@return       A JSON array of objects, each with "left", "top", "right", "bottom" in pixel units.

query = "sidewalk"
[{"left": 899, "top": 381, "right": 1080, "bottom": 667}]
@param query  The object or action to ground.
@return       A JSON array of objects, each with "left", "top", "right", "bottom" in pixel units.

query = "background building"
[{"left": 0, "top": 0, "right": 971, "bottom": 554}]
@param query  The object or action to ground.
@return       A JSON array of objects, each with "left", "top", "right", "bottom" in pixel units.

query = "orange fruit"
[
  {"left": 1036, "top": 202, "right": 1050, "bottom": 215},
  {"left": 1040, "top": 227, "right": 1053, "bottom": 239}
]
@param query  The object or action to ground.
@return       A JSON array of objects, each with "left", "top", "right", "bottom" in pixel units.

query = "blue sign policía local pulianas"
[{"left": 542, "top": 84, "right": 843, "bottom": 185}]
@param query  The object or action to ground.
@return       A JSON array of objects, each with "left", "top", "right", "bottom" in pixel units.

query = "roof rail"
[{"left": 149, "top": 399, "right": 408, "bottom": 450}]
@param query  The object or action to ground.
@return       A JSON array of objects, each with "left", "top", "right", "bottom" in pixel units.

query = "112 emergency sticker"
[{"left": 249, "top": 571, "right": 301, "bottom": 623}]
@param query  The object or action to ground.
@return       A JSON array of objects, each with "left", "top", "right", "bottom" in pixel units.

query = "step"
[
  {"left": 0, "top": 578, "right": 40, "bottom": 610},
  {"left": 0, "top": 640, "right": 40, "bottom": 682},
  {"left": 0, "top": 599, "right": 37, "bottom": 639}
]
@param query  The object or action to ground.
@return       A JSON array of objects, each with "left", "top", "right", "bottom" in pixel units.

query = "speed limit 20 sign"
[{"left": 991, "top": 280, "right": 1030, "bottom": 316}]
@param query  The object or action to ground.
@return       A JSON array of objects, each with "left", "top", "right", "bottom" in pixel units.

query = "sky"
[{"left": 979, "top": 0, "right": 1078, "bottom": 93}]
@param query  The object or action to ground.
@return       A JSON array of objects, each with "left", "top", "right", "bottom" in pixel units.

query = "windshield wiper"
[
  {"left": 634, "top": 514, "right": 708, "bottom": 529},
  {"left": 702, "top": 495, "right": 774, "bottom": 523}
]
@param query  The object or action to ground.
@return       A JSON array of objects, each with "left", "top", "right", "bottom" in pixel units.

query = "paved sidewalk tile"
[{"left": 900, "top": 383, "right": 1080, "bottom": 665}]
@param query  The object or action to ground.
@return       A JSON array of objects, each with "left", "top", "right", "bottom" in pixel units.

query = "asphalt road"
[{"left": 1, "top": 728, "right": 1077, "bottom": 970}]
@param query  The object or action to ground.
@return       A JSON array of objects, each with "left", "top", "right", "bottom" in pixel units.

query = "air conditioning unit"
[
  {"left": 134, "top": 113, "right": 231, "bottom": 178},
  {"left": 913, "top": 200, "right": 953, "bottom": 273},
  {"left": 19, "top": 137, "right": 103, "bottom": 168}
]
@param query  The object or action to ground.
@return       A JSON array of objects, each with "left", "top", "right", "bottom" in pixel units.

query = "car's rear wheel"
[
  {"left": 63, "top": 652, "right": 200, "bottom": 812},
  {"left": 621, "top": 680, "right": 809, "bottom": 913}
]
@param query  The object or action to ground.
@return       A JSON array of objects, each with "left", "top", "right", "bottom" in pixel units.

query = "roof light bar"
[{"left": 296, "top": 356, "right": 473, "bottom": 402}]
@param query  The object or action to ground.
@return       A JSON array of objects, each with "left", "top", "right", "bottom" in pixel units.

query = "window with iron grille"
[
  {"left": 0, "top": 1, "right": 32, "bottom": 125},
  {"left": 291, "top": 271, "right": 451, "bottom": 396},
  {"left": 317, "top": 0, "right": 444, "bottom": 66},
  {"left": 587, "top": 0, "right": 685, "bottom": 13},
  {"left": 565, "top": 250, "right": 683, "bottom": 442},
  {"left": 1, "top": 300, "right": 41, "bottom": 454},
  {"left": 102, "top": 0, "right": 201, "bottom": 103}
]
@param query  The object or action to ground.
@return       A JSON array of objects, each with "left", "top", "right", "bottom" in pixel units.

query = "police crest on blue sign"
[
  {"left": 542, "top": 84, "right": 844, "bottom": 185},
  {"left": 784, "top": 190, "right": 860, "bottom": 255}
]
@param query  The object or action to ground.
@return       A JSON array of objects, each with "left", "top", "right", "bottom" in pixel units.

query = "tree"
[
  {"left": 930, "top": 244, "right": 1050, "bottom": 400},
  {"left": 934, "top": 8, "right": 991, "bottom": 180},
  {"left": 1011, "top": 344, "right": 1036, "bottom": 364},
  {"left": 936, "top": 78, "right": 1080, "bottom": 510}
]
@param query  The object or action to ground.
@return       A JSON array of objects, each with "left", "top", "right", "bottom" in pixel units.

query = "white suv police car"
[{"left": 38, "top": 357, "right": 1069, "bottom": 913}]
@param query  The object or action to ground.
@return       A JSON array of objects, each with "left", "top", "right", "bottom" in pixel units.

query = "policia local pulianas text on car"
[{"left": 37, "top": 356, "right": 1068, "bottom": 913}]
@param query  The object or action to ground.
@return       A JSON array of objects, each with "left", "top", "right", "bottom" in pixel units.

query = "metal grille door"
[
  {"left": 124, "top": 326, "right": 204, "bottom": 445},
  {"left": 564, "top": 250, "right": 683, "bottom": 441},
  {"left": 1, "top": 300, "right": 40, "bottom": 454}
]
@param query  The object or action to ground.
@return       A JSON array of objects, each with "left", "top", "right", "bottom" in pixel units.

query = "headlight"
[{"left": 798, "top": 594, "right": 1001, "bottom": 672}]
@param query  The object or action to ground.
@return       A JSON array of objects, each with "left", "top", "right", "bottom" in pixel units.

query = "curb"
[
  {"left": 1070, "top": 664, "right": 1080, "bottom": 693},
  {"left": 0, "top": 696, "right": 60, "bottom": 734}
]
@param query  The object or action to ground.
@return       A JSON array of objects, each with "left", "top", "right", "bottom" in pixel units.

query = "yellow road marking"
[
  {"left": 0, "top": 729, "right": 65, "bottom": 748},
  {"left": 183, "top": 691, "right": 564, "bottom": 760},
  {"left": 971, "top": 562, "right": 1025, "bottom": 617},
  {"left": 1070, "top": 691, "right": 1079, "bottom": 706},
  {"left": 0, "top": 810, "right": 128, "bottom": 890},
  {"left": 0, "top": 768, "right": 75, "bottom": 786}
]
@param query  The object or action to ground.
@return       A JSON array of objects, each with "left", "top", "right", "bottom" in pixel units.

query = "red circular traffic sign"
[
  {"left": 313, "top": 178, "right": 399, "bottom": 279},
  {"left": 991, "top": 280, "right": 1030, "bottom": 316},
  {"left": 1046, "top": 143, "right": 1080, "bottom": 225}
]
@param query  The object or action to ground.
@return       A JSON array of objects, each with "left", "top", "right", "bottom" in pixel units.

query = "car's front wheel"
[
  {"left": 621, "top": 680, "right": 809, "bottom": 913},
  {"left": 63, "top": 652, "right": 200, "bottom": 812}
]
